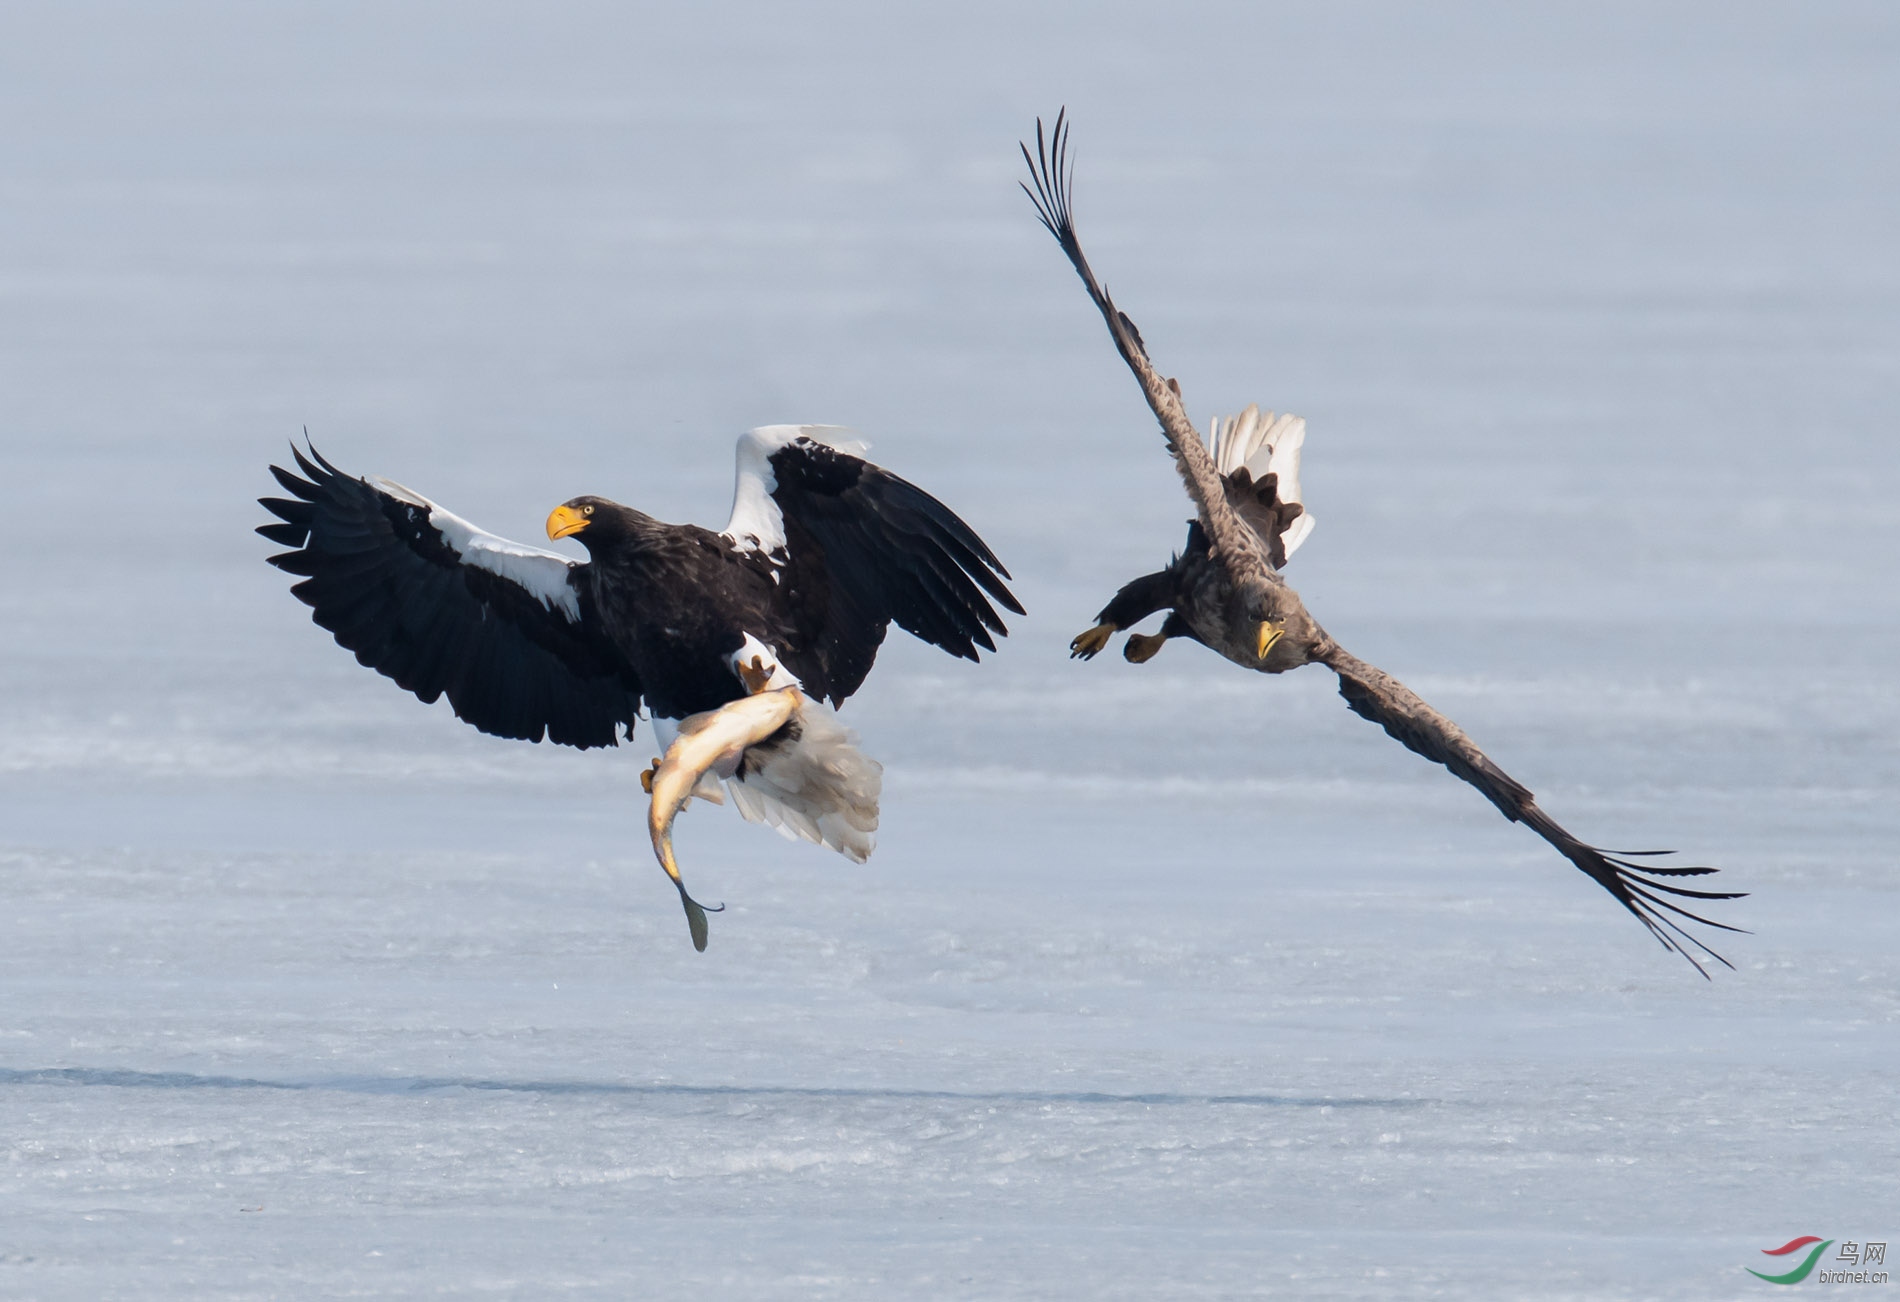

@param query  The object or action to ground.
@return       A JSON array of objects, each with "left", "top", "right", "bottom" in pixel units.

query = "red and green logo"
[{"left": 1749, "top": 1237, "right": 1833, "bottom": 1285}]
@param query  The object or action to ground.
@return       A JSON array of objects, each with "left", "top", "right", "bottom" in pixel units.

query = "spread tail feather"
[
  {"left": 1210, "top": 405, "right": 1316, "bottom": 562},
  {"left": 727, "top": 700, "right": 882, "bottom": 862}
]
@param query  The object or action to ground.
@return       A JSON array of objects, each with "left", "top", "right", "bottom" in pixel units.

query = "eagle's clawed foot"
[
  {"left": 640, "top": 760, "right": 662, "bottom": 794},
  {"left": 738, "top": 654, "right": 776, "bottom": 695},
  {"left": 1124, "top": 632, "right": 1168, "bottom": 664},
  {"left": 1070, "top": 623, "right": 1115, "bottom": 659}
]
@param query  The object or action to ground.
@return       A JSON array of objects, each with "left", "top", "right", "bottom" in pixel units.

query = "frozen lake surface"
[{"left": 3, "top": 2, "right": 1897, "bottom": 1297}]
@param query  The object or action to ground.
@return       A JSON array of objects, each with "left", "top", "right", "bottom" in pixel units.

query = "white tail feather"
[
  {"left": 727, "top": 699, "right": 882, "bottom": 863},
  {"left": 1208, "top": 403, "right": 1315, "bottom": 560}
]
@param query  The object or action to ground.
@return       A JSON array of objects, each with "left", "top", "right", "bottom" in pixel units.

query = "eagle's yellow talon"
[
  {"left": 738, "top": 654, "right": 775, "bottom": 694},
  {"left": 1070, "top": 623, "right": 1115, "bottom": 659},
  {"left": 1124, "top": 632, "right": 1168, "bottom": 664},
  {"left": 640, "top": 760, "right": 661, "bottom": 794}
]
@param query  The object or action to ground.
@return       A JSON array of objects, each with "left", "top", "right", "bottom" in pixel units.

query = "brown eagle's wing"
[
  {"left": 1319, "top": 643, "right": 1744, "bottom": 975},
  {"left": 1021, "top": 111, "right": 1274, "bottom": 576}
]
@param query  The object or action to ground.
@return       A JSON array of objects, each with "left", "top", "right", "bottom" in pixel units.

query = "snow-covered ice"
[{"left": 2, "top": 2, "right": 1897, "bottom": 1297}]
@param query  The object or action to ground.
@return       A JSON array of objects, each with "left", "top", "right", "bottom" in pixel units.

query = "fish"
[{"left": 646, "top": 686, "right": 804, "bottom": 951}]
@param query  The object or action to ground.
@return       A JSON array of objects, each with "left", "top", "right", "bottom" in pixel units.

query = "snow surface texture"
[{"left": 2, "top": 2, "right": 1898, "bottom": 1298}]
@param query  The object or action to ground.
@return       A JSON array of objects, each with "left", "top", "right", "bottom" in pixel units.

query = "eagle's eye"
[{"left": 582, "top": 504, "right": 594, "bottom": 516}]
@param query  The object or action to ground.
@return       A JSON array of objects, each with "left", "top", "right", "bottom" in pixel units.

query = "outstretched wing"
[
  {"left": 721, "top": 425, "right": 1024, "bottom": 705},
  {"left": 1318, "top": 643, "right": 1744, "bottom": 976},
  {"left": 1021, "top": 111, "right": 1273, "bottom": 577},
  {"left": 1210, "top": 404, "right": 1314, "bottom": 568},
  {"left": 259, "top": 444, "right": 642, "bottom": 748}
]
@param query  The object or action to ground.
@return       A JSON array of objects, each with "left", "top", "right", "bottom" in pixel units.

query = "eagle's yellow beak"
[
  {"left": 546, "top": 505, "right": 589, "bottom": 541},
  {"left": 1256, "top": 620, "right": 1285, "bottom": 661}
]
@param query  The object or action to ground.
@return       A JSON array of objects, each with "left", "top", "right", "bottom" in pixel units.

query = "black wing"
[
  {"left": 259, "top": 444, "right": 642, "bottom": 748},
  {"left": 724, "top": 429, "right": 1024, "bottom": 705},
  {"left": 1319, "top": 643, "right": 1745, "bottom": 976}
]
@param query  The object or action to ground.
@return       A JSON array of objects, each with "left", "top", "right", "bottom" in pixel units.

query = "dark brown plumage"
[{"left": 1024, "top": 111, "right": 1744, "bottom": 975}]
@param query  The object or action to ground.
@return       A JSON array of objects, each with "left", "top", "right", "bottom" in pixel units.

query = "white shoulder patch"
[
  {"left": 365, "top": 475, "right": 582, "bottom": 621},
  {"left": 720, "top": 424, "right": 871, "bottom": 555},
  {"left": 1208, "top": 405, "right": 1316, "bottom": 560}
]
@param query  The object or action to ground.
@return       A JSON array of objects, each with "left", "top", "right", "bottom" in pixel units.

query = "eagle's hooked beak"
[
  {"left": 1256, "top": 620, "right": 1285, "bottom": 661},
  {"left": 546, "top": 504, "right": 589, "bottom": 541}
]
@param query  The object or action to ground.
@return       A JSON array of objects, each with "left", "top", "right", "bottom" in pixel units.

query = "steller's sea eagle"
[
  {"left": 258, "top": 427, "right": 1021, "bottom": 948},
  {"left": 1022, "top": 112, "right": 1743, "bottom": 975}
]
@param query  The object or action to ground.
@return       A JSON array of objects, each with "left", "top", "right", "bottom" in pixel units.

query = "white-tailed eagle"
[{"left": 1022, "top": 112, "right": 1742, "bottom": 975}]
